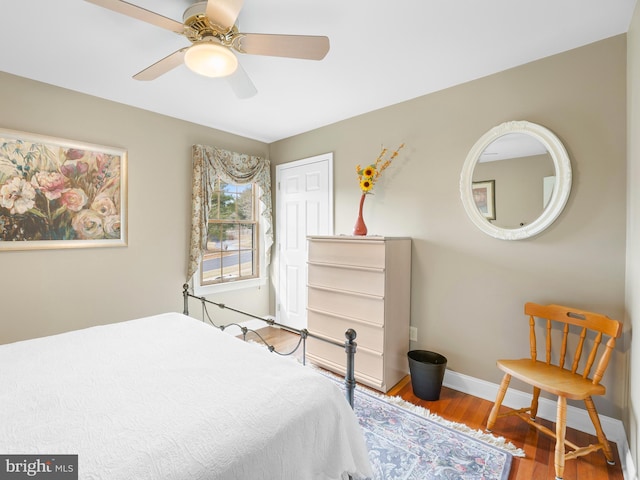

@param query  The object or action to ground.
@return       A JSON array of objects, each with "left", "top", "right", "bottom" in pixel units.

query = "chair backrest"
[{"left": 524, "top": 303, "right": 622, "bottom": 386}]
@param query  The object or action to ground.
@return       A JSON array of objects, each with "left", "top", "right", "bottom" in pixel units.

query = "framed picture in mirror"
[{"left": 472, "top": 180, "right": 495, "bottom": 220}]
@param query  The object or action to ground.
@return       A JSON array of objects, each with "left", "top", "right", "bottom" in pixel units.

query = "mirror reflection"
[{"left": 471, "top": 133, "right": 555, "bottom": 229}]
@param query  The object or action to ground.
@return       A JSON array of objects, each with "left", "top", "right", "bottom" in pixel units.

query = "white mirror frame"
[{"left": 460, "top": 121, "right": 572, "bottom": 240}]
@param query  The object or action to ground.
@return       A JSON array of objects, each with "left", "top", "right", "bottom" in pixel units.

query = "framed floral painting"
[{"left": 0, "top": 129, "right": 127, "bottom": 250}]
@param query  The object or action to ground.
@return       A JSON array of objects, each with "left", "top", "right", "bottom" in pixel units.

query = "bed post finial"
[
  {"left": 344, "top": 329, "right": 357, "bottom": 409},
  {"left": 183, "top": 283, "right": 190, "bottom": 315}
]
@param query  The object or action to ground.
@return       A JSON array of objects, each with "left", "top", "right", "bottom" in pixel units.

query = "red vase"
[{"left": 353, "top": 193, "right": 368, "bottom": 236}]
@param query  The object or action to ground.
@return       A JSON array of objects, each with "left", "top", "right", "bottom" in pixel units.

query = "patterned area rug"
[{"left": 327, "top": 374, "right": 524, "bottom": 480}]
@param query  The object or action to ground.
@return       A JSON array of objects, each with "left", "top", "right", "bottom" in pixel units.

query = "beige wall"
[
  {"left": 0, "top": 72, "right": 271, "bottom": 342},
  {"left": 270, "top": 36, "right": 628, "bottom": 419},
  {"left": 626, "top": 1, "right": 640, "bottom": 471}
]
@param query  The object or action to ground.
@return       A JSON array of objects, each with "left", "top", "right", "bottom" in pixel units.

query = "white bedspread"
[{"left": 0, "top": 312, "right": 372, "bottom": 480}]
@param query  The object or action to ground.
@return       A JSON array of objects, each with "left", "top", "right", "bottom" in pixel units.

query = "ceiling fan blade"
[
  {"left": 85, "top": 0, "right": 184, "bottom": 34},
  {"left": 226, "top": 62, "right": 257, "bottom": 99},
  {"left": 206, "top": 0, "right": 244, "bottom": 32},
  {"left": 133, "top": 48, "right": 188, "bottom": 81},
  {"left": 235, "top": 34, "right": 330, "bottom": 60}
]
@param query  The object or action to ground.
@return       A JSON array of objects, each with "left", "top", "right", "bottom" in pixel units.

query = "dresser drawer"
[
  {"left": 307, "top": 309, "right": 384, "bottom": 352},
  {"left": 307, "top": 337, "right": 383, "bottom": 382},
  {"left": 307, "top": 263, "right": 384, "bottom": 296},
  {"left": 308, "top": 238, "right": 385, "bottom": 268},
  {"left": 307, "top": 286, "right": 384, "bottom": 325}
]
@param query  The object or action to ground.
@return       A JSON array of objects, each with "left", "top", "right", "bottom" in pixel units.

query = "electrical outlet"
[{"left": 409, "top": 326, "right": 417, "bottom": 342}]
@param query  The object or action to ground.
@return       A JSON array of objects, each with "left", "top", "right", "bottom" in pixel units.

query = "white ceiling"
[{"left": 0, "top": 1, "right": 636, "bottom": 143}]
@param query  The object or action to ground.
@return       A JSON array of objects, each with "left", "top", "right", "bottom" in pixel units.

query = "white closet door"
[{"left": 275, "top": 153, "right": 333, "bottom": 329}]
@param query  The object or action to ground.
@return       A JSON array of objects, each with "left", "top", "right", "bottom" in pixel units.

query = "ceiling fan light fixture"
[{"left": 184, "top": 42, "right": 238, "bottom": 78}]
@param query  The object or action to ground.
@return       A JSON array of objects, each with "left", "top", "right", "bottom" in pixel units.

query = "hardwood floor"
[
  {"left": 246, "top": 327, "right": 624, "bottom": 480},
  {"left": 388, "top": 376, "right": 623, "bottom": 480}
]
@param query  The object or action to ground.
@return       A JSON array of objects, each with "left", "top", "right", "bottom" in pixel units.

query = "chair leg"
[
  {"left": 584, "top": 396, "right": 615, "bottom": 464},
  {"left": 554, "top": 396, "right": 567, "bottom": 480},
  {"left": 530, "top": 386, "right": 541, "bottom": 420},
  {"left": 487, "top": 373, "right": 511, "bottom": 431}
]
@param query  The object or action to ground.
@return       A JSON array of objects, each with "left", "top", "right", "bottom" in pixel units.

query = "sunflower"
[
  {"left": 362, "top": 165, "right": 377, "bottom": 178},
  {"left": 360, "top": 178, "right": 373, "bottom": 192}
]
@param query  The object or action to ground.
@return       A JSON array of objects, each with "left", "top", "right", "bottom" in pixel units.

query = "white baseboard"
[{"left": 442, "top": 369, "right": 637, "bottom": 480}]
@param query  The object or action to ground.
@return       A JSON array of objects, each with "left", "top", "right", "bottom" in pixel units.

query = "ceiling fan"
[{"left": 85, "top": 0, "right": 330, "bottom": 98}]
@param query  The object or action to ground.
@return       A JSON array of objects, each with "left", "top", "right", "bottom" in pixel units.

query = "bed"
[{"left": 0, "top": 312, "right": 373, "bottom": 479}]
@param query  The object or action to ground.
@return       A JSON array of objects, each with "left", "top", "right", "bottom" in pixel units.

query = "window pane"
[
  {"left": 218, "top": 182, "right": 237, "bottom": 220},
  {"left": 220, "top": 225, "right": 240, "bottom": 279},
  {"left": 201, "top": 179, "right": 258, "bottom": 286},
  {"left": 237, "top": 184, "right": 254, "bottom": 219},
  {"left": 238, "top": 224, "right": 255, "bottom": 277},
  {"left": 202, "top": 225, "right": 223, "bottom": 282},
  {"left": 206, "top": 224, "right": 223, "bottom": 250},
  {"left": 209, "top": 179, "right": 222, "bottom": 220}
]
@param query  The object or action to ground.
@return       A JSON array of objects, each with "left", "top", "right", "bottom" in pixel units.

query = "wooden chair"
[{"left": 486, "top": 302, "right": 622, "bottom": 480}]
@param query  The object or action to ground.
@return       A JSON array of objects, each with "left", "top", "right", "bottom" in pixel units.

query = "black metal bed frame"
[{"left": 182, "top": 284, "right": 358, "bottom": 408}]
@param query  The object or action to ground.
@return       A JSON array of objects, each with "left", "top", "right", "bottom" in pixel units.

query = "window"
[
  {"left": 200, "top": 178, "right": 259, "bottom": 286},
  {"left": 187, "top": 145, "right": 272, "bottom": 295}
]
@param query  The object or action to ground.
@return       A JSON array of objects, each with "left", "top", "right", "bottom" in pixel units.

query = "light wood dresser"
[{"left": 306, "top": 235, "right": 411, "bottom": 392}]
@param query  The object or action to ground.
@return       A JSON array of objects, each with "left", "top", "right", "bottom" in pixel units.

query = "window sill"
[{"left": 193, "top": 276, "right": 267, "bottom": 297}]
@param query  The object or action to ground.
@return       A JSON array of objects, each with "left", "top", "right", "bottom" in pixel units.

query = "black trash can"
[{"left": 408, "top": 350, "right": 447, "bottom": 401}]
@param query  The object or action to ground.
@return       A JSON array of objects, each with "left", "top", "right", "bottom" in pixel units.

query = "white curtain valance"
[{"left": 187, "top": 145, "right": 273, "bottom": 282}]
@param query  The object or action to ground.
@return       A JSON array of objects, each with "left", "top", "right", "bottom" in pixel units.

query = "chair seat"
[{"left": 497, "top": 358, "right": 606, "bottom": 400}]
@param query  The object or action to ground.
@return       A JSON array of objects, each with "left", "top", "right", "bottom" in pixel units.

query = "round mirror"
[{"left": 460, "top": 121, "right": 572, "bottom": 240}]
